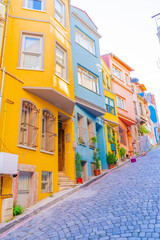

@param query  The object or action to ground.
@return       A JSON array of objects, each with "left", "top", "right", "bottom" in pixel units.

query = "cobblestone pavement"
[{"left": 2, "top": 147, "right": 160, "bottom": 240}]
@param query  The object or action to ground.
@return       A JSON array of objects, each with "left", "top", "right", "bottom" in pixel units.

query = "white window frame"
[
  {"left": 75, "top": 28, "right": 95, "bottom": 55},
  {"left": 116, "top": 96, "right": 125, "bottom": 110},
  {"left": 19, "top": 33, "right": 44, "bottom": 70},
  {"left": 54, "top": 0, "right": 65, "bottom": 27},
  {"left": 41, "top": 171, "right": 53, "bottom": 193},
  {"left": 55, "top": 42, "right": 67, "bottom": 81},
  {"left": 78, "top": 66, "right": 99, "bottom": 94},
  {"left": 23, "top": 0, "right": 45, "bottom": 11},
  {"left": 112, "top": 66, "right": 122, "bottom": 80}
]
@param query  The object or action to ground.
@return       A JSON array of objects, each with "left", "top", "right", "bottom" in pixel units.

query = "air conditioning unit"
[{"left": 0, "top": 152, "right": 18, "bottom": 175}]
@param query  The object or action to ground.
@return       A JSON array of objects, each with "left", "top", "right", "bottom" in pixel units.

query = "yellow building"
[
  {"left": 101, "top": 57, "right": 119, "bottom": 161},
  {"left": 0, "top": 0, "right": 5, "bottom": 58},
  {"left": 0, "top": 0, "right": 75, "bottom": 222}
]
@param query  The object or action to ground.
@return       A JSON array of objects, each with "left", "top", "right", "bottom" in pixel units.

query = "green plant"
[
  {"left": 75, "top": 152, "right": 82, "bottom": 178},
  {"left": 90, "top": 136, "right": 97, "bottom": 145},
  {"left": 139, "top": 125, "right": 149, "bottom": 135},
  {"left": 107, "top": 152, "right": 116, "bottom": 165},
  {"left": 6, "top": 219, "right": 10, "bottom": 223},
  {"left": 49, "top": 194, "right": 53, "bottom": 197},
  {"left": 93, "top": 148, "right": 101, "bottom": 170},
  {"left": 78, "top": 137, "right": 85, "bottom": 145},
  {"left": 13, "top": 205, "right": 24, "bottom": 216},
  {"left": 119, "top": 147, "right": 126, "bottom": 158}
]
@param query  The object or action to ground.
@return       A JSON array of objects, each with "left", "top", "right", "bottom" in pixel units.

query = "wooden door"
[
  {"left": 58, "top": 129, "right": 65, "bottom": 171},
  {"left": 17, "top": 172, "right": 31, "bottom": 209}
]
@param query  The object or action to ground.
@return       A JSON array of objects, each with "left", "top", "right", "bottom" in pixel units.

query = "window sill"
[
  {"left": 78, "top": 84, "right": 100, "bottom": 96},
  {"left": 117, "top": 107, "right": 128, "bottom": 112},
  {"left": 40, "top": 150, "right": 54, "bottom": 155},
  {"left": 75, "top": 42, "right": 97, "bottom": 57},
  {"left": 55, "top": 73, "right": 70, "bottom": 84},
  {"left": 17, "top": 145, "right": 36, "bottom": 151},
  {"left": 78, "top": 143, "right": 86, "bottom": 147},
  {"left": 22, "top": 7, "right": 46, "bottom": 13},
  {"left": 17, "top": 67, "right": 44, "bottom": 72},
  {"left": 54, "top": 17, "right": 67, "bottom": 31}
]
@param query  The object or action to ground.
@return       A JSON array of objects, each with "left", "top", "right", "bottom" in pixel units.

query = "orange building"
[{"left": 102, "top": 53, "right": 136, "bottom": 158}]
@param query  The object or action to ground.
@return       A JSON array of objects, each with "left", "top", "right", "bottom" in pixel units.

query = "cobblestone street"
[{"left": 2, "top": 147, "right": 160, "bottom": 240}]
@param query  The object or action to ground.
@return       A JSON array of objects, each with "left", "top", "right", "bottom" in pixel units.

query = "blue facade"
[{"left": 70, "top": 6, "right": 107, "bottom": 178}]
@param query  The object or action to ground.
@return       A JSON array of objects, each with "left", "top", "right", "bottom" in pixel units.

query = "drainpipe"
[
  {"left": 0, "top": 67, "right": 5, "bottom": 118},
  {"left": 1, "top": 0, "right": 10, "bottom": 69}
]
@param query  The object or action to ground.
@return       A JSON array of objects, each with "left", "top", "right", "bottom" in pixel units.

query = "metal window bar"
[
  {"left": 88, "top": 131, "right": 96, "bottom": 148},
  {"left": 78, "top": 126, "right": 86, "bottom": 145}
]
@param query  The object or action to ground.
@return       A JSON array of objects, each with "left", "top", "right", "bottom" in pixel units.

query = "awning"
[
  {"left": 102, "top": 118, "right": 118, "bottom": 131},
  {"left": 118, "top": 113, "right": 136, "bottom": 126},
  {"left": 23, "top": 87, "right": 75, "bottom": 116}
]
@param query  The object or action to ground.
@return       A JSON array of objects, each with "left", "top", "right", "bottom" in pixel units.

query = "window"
[
  {"left": 105, "top": 97, "right": 115, "bottom": 115},
  {"left": 41, "top": 110, "right": 55, "bottom": 153},
  {"left": 87, "top": 119, "right": 95, "bottom": 148},
  {"left": 125, "top": 74, "right": 129, "bottom": 85},
  {"left": 116, "top": 96, "right": 125, "bottom": 110},
  {"left": 78, "top": 67, "right": 99, "bottom": 94},
  {"left": 55, "top": 43, "right": 67, "bottom": 80},
  {"left": 119, "top": 126, "right": 127, "bottom": 145},
  {"left": 107, "top": 126, "right": 111, "bottom": 141},
  {"left": 112, "top": 66, "right": 122, "bottom": 80},
  {"left": 23, "top": 0, "right": 45, "bottom": 11},
  {"left": 77, "top": 113, "right": 86, "bottom": 145},
  {"left": 41, "top": 171, "right": 52, "bottom": 193},
  {"left": 134, "top": 101, "right": 137, "bottom": 115},
  {"left": 139, "top": 102, "right": 143, "bottom": 115},
  {"left": 19, "top": 100, "right": 38, "bottom": 148},
  {"left": 75, "top": 28, "right": 95, "bottom": 55},
  {"left": 20, "top": 33, "right": 43, "bottom": 70},
  {"left": 112, "top": 131, "right": 115, "bottom": 142},
  {"left": 106, "top": 76, "right": 110, "bottom": 89},
  {"left": 55, "top": 0, "right": 65, "bottom": 26}
]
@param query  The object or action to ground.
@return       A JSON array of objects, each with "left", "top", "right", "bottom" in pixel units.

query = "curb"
[{"left": 0, "top": 159, "right": 130, "bottom": 235}]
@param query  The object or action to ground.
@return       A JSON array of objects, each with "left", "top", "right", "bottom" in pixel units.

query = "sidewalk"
[{"left": 0, "top": 159, "right": 131, "bottom": 234}]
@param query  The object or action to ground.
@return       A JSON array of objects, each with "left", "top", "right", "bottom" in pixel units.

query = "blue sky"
[{"left": 71, "top": 0, "right": 160, "bottom": 115}]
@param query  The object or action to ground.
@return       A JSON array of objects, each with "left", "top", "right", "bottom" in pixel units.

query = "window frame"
[
  {"left": 107, "top": 126, "right": 111, "bottom": 141},
  {"left": 55, "top": 41, "right": 68, "bottom": 82},
  {"left": 116, "top": 96, "right": 126, "bottom": 110},
  {"left": 112, "top": 66, "right": 122, "bottom": 80},
  {"left": 18, "top": 32, "right": 44, "bottom": 71},
  {"left": 78, "top": 66, "right": 99, "bottom": 94},
  {"left": 54, "top": 0, "right": 66, "bottom": 27},
  {"left": 41, "top": 171, "right": 53, "bottom": 193},
  {"left": 87, "top": 118, "right": 96, "bottom": 149},
  {"left": 105, "top": 97, "right": 115, "bottom": 115},
  {"left": 77, "top": 113, "right": 86, "bottom": 146},
  {"left": 75, "top": 27, "right": 95, "bottom": 55},
  {"left": 23, "top": 0, "right": 46, "bottom": 12},
  {"left": 18, "top": 99, "right": 38, "bottom": 150},
  {"left": 41, "top": 109, "right": 55, "bottom": 154}
]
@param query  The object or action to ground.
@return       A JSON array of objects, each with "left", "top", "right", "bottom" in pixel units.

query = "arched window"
[
  {"left": 41, "top": 109, "right": 54, "bottom": 153},
  {"left": 19, "top": 100, "right": 38, "bottom": 148}
]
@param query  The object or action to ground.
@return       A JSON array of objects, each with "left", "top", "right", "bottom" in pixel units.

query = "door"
[
  {"left": 17, "top": 172, "right": 31, "bottom": 209},
  {"left": 81, "top": 161, "right": 88, "bottom": 182},
  {"left": 58, "top": 129, "right": 65, "bottom": 171}
]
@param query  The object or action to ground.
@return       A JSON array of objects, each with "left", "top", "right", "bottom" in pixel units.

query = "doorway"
[{"left": 58, "top": 129, "right": 65, "bottom": 171}]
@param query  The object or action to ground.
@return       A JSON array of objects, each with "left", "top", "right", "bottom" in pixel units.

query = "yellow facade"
[
  {"left": 101, "top": 58, "right": 119, "bottom": 159},
  {"left": 0, "top": 0, "right": 75, "bottom": 221},
  {"left": 0, "top": 1, "right": 5, "bottom": 59}
]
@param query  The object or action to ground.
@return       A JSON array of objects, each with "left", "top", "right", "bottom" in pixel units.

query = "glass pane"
[
  {"left": 110, "top": 99, "right": 114, "bottom": 107},
  {"left": 56, "top": 47, "right": 64, "bottom": 65},
  {"left": 55, "top": 0, "right": 63, "bottom": 14},
  {"left": 24, "top": 37, "right": 40, "bottom": 53},
  {"left": 28, "top": 0, "right": 42, "bottom": 10},
  {"left": 106, "top": 105, "right": 109, "bottom": 112},
  {"left": 55, "top": 12, "right": 63, "bottom": 24},
  {"left": 23, "top": 54, "right": 40, "bottom": 69},
  {"left": 56, "top": 63, "right": 65, "bottom": 78},
  {"left": 105, "top": 98, "right": 109, "bottom": 104},
  {"left": 110, "top": 107, "right": 114, "bottom": 114}
]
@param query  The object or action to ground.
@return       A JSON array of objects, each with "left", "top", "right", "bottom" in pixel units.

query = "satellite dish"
[{"left": 131, "top": 78, "right": 139, "bottom": 83}]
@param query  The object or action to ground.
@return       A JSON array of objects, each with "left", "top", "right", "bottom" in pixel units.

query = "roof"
[
  {"left": 71, "top": 5, "right": 98, "bottom": 29},
  {"left": 101, "top": 54, "right": 110, "bottom": 68}
]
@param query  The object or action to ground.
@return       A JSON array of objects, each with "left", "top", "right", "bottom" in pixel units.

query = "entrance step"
[{"left": 58, "top": 172, "right": 76, "bottom": 191}]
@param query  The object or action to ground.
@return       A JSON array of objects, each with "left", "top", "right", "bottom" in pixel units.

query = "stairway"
[{"left": 58, "top": 171, "right": 76, "bottom": 191}]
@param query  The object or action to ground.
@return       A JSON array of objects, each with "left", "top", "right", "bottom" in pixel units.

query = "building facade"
[
  {"left": 70, "top": 6, "right": 107, "bottom": 181},
  {"left": 102, "top": 54, "right": 136, "bottom": 158},
  {"left": 101, "top": 57, "right": 119, "bottom": 159},
  {"left": 0, "top": 0, "right": 76, "bottom": 221}
]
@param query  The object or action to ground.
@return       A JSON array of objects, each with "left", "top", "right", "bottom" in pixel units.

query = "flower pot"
[
  {"left": 94, "top": 169, "right": 101, "bottom": 176},
  {"left": 142, "top": 152, "right": 146, "bottom": 156},
  {"left": 109, "top": 164, "right": 115, "bottom": 169},
  {"left": 77, "top": 178, "right": 82, "bottom": 184},
  {"left": 131, "top": 157, "right": 136, "bottom": 163}
]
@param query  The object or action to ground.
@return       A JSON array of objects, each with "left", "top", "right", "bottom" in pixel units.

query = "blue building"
[{"left": 70, "top": 6, "right": 107, "bottom": 181}]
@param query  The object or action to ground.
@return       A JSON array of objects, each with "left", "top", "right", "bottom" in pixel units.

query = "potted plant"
[
  {"left": 107, "top": 152, "right": 116, "bottom": 169},
  {"left": 119, "top": 147, "right": 126, "bottom": 161},
  {"left": 90, "top": 136, "right": 97, "bottom": 148},
  {"left": 78, "top": 137, "right": 85, "bottom": 145},
  {"left": 93, "top": 148, "right": 101, "bottom": 176},
  {"left": 75, "top": 152, "right": 82, "bottom": 184}
]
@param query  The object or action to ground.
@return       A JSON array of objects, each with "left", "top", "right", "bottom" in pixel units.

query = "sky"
[{"left": 71, "top": 0, "right": 160, "bottom": 116}]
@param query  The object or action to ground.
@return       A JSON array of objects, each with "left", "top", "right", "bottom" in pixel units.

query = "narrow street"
[{"left": 2, "top": 147, "right": 160, "bottom": 240}]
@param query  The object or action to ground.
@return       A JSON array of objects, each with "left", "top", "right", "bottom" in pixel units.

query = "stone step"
[
  {"left": 59, "top": 181, "right": 74, "bottom": 186},
  {"left": 58, "top": 171, "right": 66, "bottom": 177},
  {"left": 58, "top": 176, "right": 70, "bottom": 181}
]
